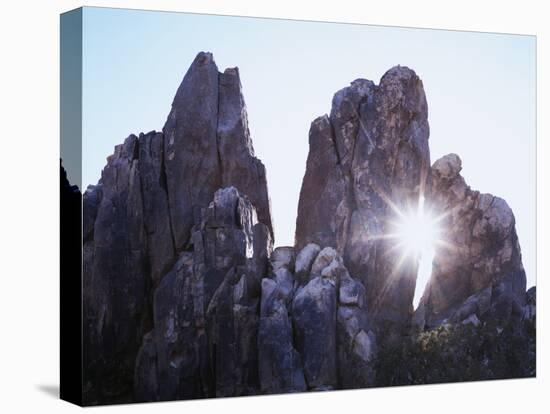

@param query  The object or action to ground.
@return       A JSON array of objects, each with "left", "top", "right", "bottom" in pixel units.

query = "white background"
[{"left": 0, "top": 0, "right": 547, "bottom": 412}]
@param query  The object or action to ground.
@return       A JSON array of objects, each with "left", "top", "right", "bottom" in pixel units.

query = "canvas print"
[{"left": 60, "top": 6, "right": 536, "bottom": 406}]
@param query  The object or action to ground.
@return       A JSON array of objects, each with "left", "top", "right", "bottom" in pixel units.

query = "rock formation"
[
  {"left": 163, "top": 53, "right": 272, "bottom": 253},
  {"left": 80, "top": 52, "right": 535, "bottom": 405},
  {"left": 83, "top": 52, "right": 273, "bottom": 404},
  {"left": 258, "top": 244, "right": 376, "bottom": 393},
  {"left": 295, "top": 67, "right": 431, "bottom": 334},
  {"left": 133, "top": 187, "right": 270, "bottom": 401},
  {"left": 413, "top": 153, "right": 527, "bottom": 329},
  {"left": 295, "top": 65, "right": 534, "bottom": 383},
  {"left": 83, "top": 135, "right": 151, "bottom": 401}
]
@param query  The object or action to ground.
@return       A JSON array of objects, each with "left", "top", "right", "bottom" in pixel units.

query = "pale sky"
[{"left": 80, "top": 7, "right": 536, "bottom": 291}]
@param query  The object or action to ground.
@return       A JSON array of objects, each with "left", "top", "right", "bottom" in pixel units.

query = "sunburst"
[
  {"left": 385, "top": 195, "right": 446, "bottom": 259},
  {"left": 368, "top": 189, "right": 455, "bottom": 309}
]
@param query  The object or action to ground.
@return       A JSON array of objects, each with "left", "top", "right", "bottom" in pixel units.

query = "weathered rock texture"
[
  {"left": 295, "top": 65, "right": 533, "bottom": 383},
  {"left": 83, "top": 135, "right": 150, "bottom": 401},
  {"left": 258, "top": 245, "right": 376, "bottom": 393},
  {"left": 258, "top": 278, "right": 306, "bottom": 394},
  {"left": 133, "top": 187, "right": 271, "bottom": 401},
  {"left": 296, "top": 67, "right": 431, "bottom": 333},
  {"left": 83, "top": 52, "right": 273, "bottom": 404},
  {"left": 413, "top": 153, "right": 527, "bottom": 329},
  {"left": 163, "top": 53, "right": 272, "bottom": 252},
  {"left": 81, "top": 53, "right": 534, "bottom": 405}
]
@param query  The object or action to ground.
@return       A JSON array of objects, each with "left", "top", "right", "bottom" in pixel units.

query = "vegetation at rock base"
[{"left": 374, "top": 319, "right": 536, "bottom": 387}]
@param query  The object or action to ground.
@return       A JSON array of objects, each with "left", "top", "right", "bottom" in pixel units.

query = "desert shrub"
[{"left": 374, "top": 319, "right": 535, "bottom": 387}]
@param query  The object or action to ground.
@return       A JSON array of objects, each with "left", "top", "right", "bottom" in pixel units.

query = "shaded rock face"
[
  {"left": 217, "top": 68, "right": 273, "bottom": 240},
  {"left": 83, "top": 132, "right": 174, "bottom": 401},
  {"left": 338, "top": 269, "right": 376, "bottom": 388},
  {"left": 295, "top": 67, "right": 430, "bottom": 332},
  {"left": 163, "top": 53, "right": 272, "bottom": 252},
  {"left": 292, "top": 276, "right": 338, "bottom": 390},
  {"left": 524, "top": 286, "right": 536, "bottom": 321},
  {"left": 134, "top": 187, "right": 271, "bottom": 402},
  {"left": 139, "top": 131, "right": 175, "bottom": 285},
  {"left": 60, "top": 161, "right": 84, "bottom": 403},
  {"left": 258, "top": 278, "right": 307, "bottom": 394},
  {"left": 413, "top": 154, "right": 527, "bottom": 329},
  {"left": 163, "top": 52, "right": 220, "bottom": 252},
  {"left": 257, "top": 245, "right": 376, "bottom": 393},
  {"left": 83, "top": 135, "right": 151, "bottom": 401},
  {"left": 83, "top": 52, "right": 273, "bottom": 404}
]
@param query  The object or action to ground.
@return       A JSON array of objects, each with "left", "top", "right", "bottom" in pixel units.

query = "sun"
[
  {"left": 367, "top": 188, "right": 454, "bottom": 308},
  {"left": 379, "top": 193, "right": 450, "bottom": 308},
  {"left": 390, "top": 195, "right": 442, "bottom": 259}
]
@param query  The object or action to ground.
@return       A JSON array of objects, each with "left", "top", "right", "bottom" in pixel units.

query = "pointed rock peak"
[
  {"left": 219, "top": 66, "right": 245, "bottom": 110},
  {"left": 169, "top": 51, "right": 219, "bottom": 111},
  {"left": 122, "top": 134, "right": 139, "bottom": 158},
  {"left": 330, "top": 78, "right": 375, "bottom": 168},
  {"left": 310, "top": 114, "right": 331, "bottom": 133},
  {"left": 218, "top": 66, "right": 247, "bottom": 125},
  {"left": 216, "top": 60, "right": 273, "bottom": 241},
  {"left": 108, "top": 134, "right": 139, "bottom": 162},
  {"left": 192, "top": 51, "right": 216, "bottom": 67},
  {"left": 381, "top": 64, "right": 419, "bottom": 81},
  {"left": 308, "top": 114, "right": 336, "bottom": 155},
  {"left": 331, "top": 78, "right": 374, "bottom": 115},
  {"left": 378, "top": 65, "right": 428, "bottom": 114},
  {"left": 163, "top": 51, "right": 221, "bottom": 251},
  {"left": 223, "top": 66, "right": 240, "bottom": 77}
]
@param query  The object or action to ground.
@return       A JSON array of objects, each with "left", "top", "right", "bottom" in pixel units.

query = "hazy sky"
[{"left": 81, "top": 7, "right": 536, "bottom": 291}]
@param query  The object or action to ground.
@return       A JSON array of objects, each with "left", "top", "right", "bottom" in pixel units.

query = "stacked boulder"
[
  {"left": 258, "top": 247, "right": 306, "bottom": 394},
  {"left": 258, "top": 244, "right": 377, "bottom": 393}
]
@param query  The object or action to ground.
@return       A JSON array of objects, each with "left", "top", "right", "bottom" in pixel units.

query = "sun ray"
[
  {"left": 371, "top": 186, "right": 459, "bottom": 310},
  {"left": 353, "top": 179, "right": 460, "bottom": 312}
]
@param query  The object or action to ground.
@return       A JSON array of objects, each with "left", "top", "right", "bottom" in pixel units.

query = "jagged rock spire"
[
  {"left": 295, "top": 66, "right": 431, "bottom": 332},
  {"left": 83, "top": 52, "right": 273, "bottom": 404},
  {"left": 163, "top": 52, "right": 273, "bottom": 252}
]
